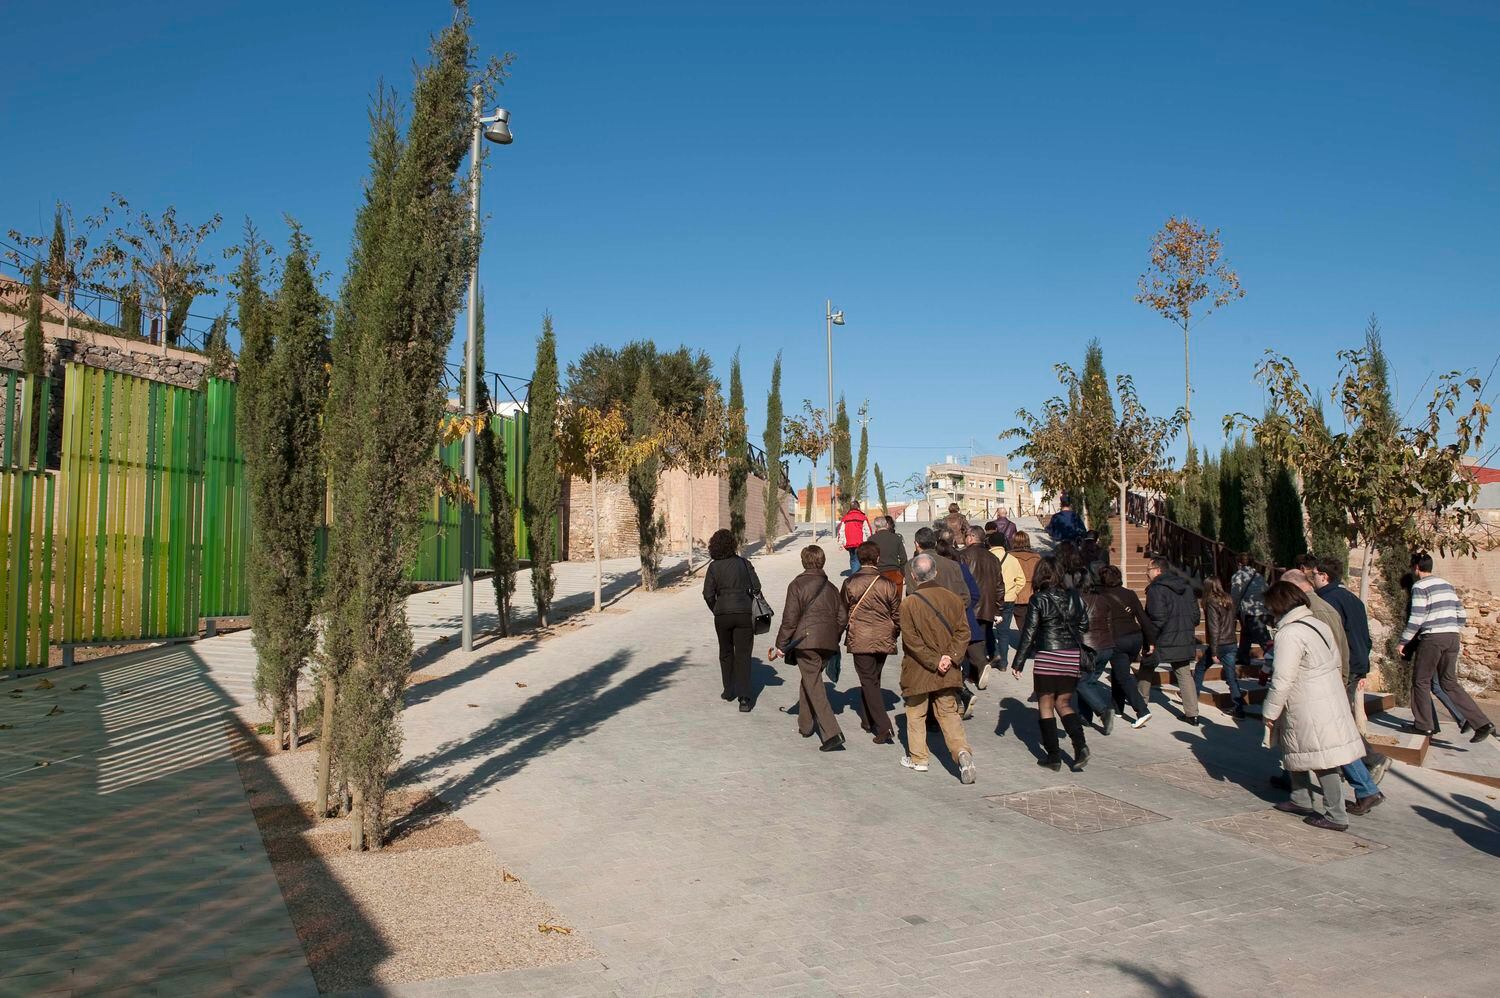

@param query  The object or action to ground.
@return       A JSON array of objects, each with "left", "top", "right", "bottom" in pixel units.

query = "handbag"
[
  {"left": 1063, "top": 590, "right": 1098, "bottom": 674},
  {"left": 742, "top": 557, "right": 774, "bottom": 635}
]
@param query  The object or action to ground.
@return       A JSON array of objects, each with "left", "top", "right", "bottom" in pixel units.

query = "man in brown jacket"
[
  {"left": 841, "top": 541, "right": 903, "bottom": 743},
  {"left": 944, "top": 503, "right": 971, "bottom": 549},
  {"left": 898, "top": 554, "right": 976, "bottom": 783},
  {"left": 770, "top": 545, "right": 848, "bottom": 751},
  {"left": 904, "top": 527, "right": 967, "bottom": 603}
]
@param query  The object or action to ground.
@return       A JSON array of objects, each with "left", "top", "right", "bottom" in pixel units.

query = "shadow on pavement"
[
  {"left": 404, "top": 638, "right": 541, "bottom": 709},
  {"left": 1172, "top": 717, "right": 1280, "bottom": 803},
  {"left": 399, "top": 650, "right": 687, "bottom": 812},
  {"left": 1411, "top": 793, "right": 1500, "bottom": 858},
  {"left": 996, "top": 696, "right": 1044, "bottom": 759},
  {"left": 1090, "top": 959, "right": 1203, "bottom": 997}
]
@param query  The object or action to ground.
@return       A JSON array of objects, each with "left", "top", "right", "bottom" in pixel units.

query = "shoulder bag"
[
  {"left": 741, "top": 557, "right": 774, "bottom": 635},
  {"left": 912, "top": 590, "right": 975, "bottom": 712}
]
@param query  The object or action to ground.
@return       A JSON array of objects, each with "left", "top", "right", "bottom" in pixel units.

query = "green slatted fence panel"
[
  {"left": 1, "top": 371, "right": 54, "bottom": 669},
  {"left": 201, "top": 378, "right": 249, "bottom": 616}
]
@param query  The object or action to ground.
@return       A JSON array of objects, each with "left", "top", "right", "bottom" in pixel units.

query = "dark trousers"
[
  {"left": 853, "top": 652, "right": 893, "bottom": 738},
  {"left": 1102, "top": 631, "right": 1149, "bottom": 716},
  {"left": 1411, "top": 633, "right": 1490, "bottom": 732},
  {"left": 1073, "top": 655, "right": 1113, "bottom": 725},
  {"left": 796, "top": 650, "right": 841, "bottom": 739},
  {"left": 714, "top": 612, "right": 754, "bottom": 704},
  {"left": 982, "top": 620, "right": 996, "bottom": 660},
  {"left": 966, "top": 641, "right": 987, "bottom": 683}
]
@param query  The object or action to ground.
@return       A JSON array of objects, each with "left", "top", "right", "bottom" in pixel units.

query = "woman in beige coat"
[{"left": 1261, "top": 582, "right": 1365, "bottom": 831}]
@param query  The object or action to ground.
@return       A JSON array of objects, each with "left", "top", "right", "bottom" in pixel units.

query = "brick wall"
[
  {"left": 1, "top": 313, "right": 222, "bottom": 389},
  {"left": 567, "top": 469, "right": 795, "bottom": 561}
]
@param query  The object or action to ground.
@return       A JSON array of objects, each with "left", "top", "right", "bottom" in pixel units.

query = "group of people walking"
[{"left": 702, "top": 502, "right": 1493, "bottom": 834}]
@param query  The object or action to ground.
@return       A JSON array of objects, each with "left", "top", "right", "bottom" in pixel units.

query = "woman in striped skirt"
[{"left": 1010, "top": 559, "right": 1092, "bottom": 771}]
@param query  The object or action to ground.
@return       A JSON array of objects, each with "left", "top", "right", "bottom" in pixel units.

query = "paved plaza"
[{"left": 4, "top": 532, "right": 1500, "bottom": 996}]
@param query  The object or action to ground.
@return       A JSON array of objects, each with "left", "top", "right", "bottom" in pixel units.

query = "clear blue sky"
[{"left": 4, "top": 1, "right": 1498, "bottom": 493}]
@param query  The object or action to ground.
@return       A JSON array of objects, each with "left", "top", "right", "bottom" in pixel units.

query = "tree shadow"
[
  {"left": 1085, "top": 958, "right": 1204, "bottom": 997},
  {"left": 1410, "top": 793, "right": 1500, "bottom": 858},
  {"left": 404, "top": 639, "right": 541, "bottom": 709},
  {"left": 398, "top": 650, "right": 686, "bottom": 812}
]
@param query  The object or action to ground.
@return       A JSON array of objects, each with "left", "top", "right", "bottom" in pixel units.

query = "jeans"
[
  {"left": 1193, "top": 643, "right": 1244, "bottom": 704},
  {"left": 1073, "top": 655, "right": 1114, "bottom": 725},
  {"left": 1100, "top": 632, "right": 1149, "bottom": 716},
  {"left": 994, "top": 603, "right": 1015, "bottom": 668},
  {"left": 847, "top": 548, "right": 861, "bottom": 574},
  {"left": 1342, "top": 758, "right": 1379, "bottom": 800}
]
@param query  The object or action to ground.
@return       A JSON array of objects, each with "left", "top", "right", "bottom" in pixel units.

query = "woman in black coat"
[
  {"left": 703, "top": 529, "right": 763, "bottom": 712},
  {"left": 1010, "top": 559, "right": 1092, "bottom": 772}
]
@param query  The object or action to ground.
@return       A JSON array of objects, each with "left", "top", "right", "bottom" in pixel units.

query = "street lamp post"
[
  {"left": 461, "top": 89, "right": 513, "bottom": 653},
  {"left": 825, "top": 299, "right": 844, "bottom": 534}
]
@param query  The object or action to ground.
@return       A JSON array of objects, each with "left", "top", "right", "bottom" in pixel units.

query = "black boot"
[
  {"left": 1062, "top": 713, "right": 1090, "bottom": 770},
  {"left": 1038, "top": 717, "right": 1062, "bottom": 771}
]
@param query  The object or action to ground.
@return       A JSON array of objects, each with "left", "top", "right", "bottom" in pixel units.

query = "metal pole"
[
  {"left": 461, "top": 86, "right": 481, "bottom": 653},
  {"left": 826, "top": 299, "right": 835, "bottom": 534}
]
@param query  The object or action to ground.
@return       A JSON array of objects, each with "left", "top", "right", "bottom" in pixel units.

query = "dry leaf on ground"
[{"left": 45, "top": 705, "right": 64, "bottom": 716}]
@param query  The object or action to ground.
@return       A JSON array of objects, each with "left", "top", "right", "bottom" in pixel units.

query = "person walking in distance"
[
  {"left": 1262, "top": 581, "right": 1366, "bottom": 832},
  {"left": 1195, "top": 577, "right": 1247, "bottom": 719},
  {"left": 1086, "top": 565, "right": 1155, "bottom": 727},
  {"left": 703, "top": 528, "right": 764, "bottom": 712},
  {"left": 991, "top": 505, "right": 1018, "bottom": 549},
  {"left": 1011, "top": 559, "right": 1093, "bottom": 771},
  {"left": 898, "top": 553, "right": 976, "bottom": 783},
  {"left": 870, "top": 515, "right": 908, "bottom": 597},
  {"left": 838, "top": 500, "right": 871, "bottom": 575},
  {"left": 904, "top": 527, "right": 966, "bottom": 600},
  {"left": 1231, "top": 552, "right": 1272, "bottom": 667},
  {"left": 1046, "top": 496, "right": 1086, "bottom": 544},
  {"left": 990, "top": 533, "right": 1026, "bottom": 670},
  {"left": 1401, "top": 553, "right": 1494, "bottom": 742},
  {"left": 1141, "top": 558, "right": 1201, "bottom": 726},
  {"left": 841, "top": 541, "right": 903, "bottom": 744},
  {"left": 944, "top": 503, "right": 970, "bottom": 547},
  {"left": 959, "top": 526, "right": 1003, "bottom": 689},
  {"left": 768, "top": 546, "right": 848, "bottom": 752}
]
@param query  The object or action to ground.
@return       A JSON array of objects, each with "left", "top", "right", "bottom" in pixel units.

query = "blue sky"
[{"left": 4, "top": 1, "right": 1498, "bottom": 492}]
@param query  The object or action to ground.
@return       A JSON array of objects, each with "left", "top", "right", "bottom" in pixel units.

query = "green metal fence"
[
  {"left": 55, "top": 364, "right": 204, "bottom": 644},
  {"left": 1, "top": 372, "right": 56, "bottom": 669},
  {"left": 201, "top": 378, "right": 250, "bottom": 616}
]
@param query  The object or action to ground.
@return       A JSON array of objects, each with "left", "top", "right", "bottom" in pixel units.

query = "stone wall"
[
  {"left": 1, "top": 309, "right": 224, "bottom": 389},
  {"left": 567, "top": 468, "right": 796, "bottom": 562}
]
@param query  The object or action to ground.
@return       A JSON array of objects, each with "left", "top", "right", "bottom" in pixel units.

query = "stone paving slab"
[{"left": 1197, "top": 808, "right": 1391, "bottom": 864}]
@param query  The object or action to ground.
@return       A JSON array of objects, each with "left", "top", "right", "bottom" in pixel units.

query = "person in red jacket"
[{"left": 839, "top": 501, "right": 872, "bottom": 575}]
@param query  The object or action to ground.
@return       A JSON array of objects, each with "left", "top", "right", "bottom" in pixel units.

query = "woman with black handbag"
[
  {"left": 704, "top": 529, "right": 767, "bottom": 712},
  {"left": 1010, "top": 559, "right": 1093, "bottom": 772}
]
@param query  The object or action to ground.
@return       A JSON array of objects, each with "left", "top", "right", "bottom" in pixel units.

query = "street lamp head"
[
  {"left": 482, "top": 108, "right": 513, "bottom": 145},
  {"left": 830, "top": 309, "right": 845, "bottom": 325}
]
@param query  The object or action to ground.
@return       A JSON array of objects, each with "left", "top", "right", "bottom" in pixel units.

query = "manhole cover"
[{"left": 1198, "top": 809, "right": 1388, "bottom": 863}]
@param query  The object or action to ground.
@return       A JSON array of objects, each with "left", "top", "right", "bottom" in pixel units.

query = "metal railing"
[
  {"left": 1129, "top": 488, "right": 1276, "bottom": 587},
  {"left": 439, "top": 362, "right": 533, "bottom": 409}
]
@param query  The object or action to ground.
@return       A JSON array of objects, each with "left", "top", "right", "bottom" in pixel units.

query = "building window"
[{"left": 996, "top": 480, "right": 1005, "bottom": 492}]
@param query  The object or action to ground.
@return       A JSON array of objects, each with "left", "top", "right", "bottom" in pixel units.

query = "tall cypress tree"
[
  {"left": 247, "top": 230, "right": 328, "bottom": 753},
  {"left": 874, "top": 463, "right": 888, "bottom": 515},
  {"left": 1242, "top": 441, "right": 1271, "bottom": 563},
  {"left": 853, "top": 410, "right": 869, "bottom": 506},
  {"left": 804, "top": 470, "right": 814, "bottom": 522},
  {"left": 832, "top": 396, "right": 852, "bottom": 512},
  {"left": 726, "top": 351, "right": 748, "bottom": 545},
  {"left": 1078, "top": 339, "right": 1114, "bottom": 541},
  {"left": 322, "top": 10, "right": 477, "bottom": 850},
  {"left": 762, "top": 351, "right": 784, "bottom": 548},
  {"left": 317, "top": 88, "right": 402, "bottom": 822},
  {"left": 118, "top": 281, "right": 142, "bottom": 338},
  {"left": 628, "top": 364, "right": 663, "bottom": 588},
  {"left": 526, "top": 314, "right": 561, "bottom": 622},
  {"left": 1218, "top": 441, "right": 1248, "bottom": 553},
  {"left": 165, "top": 289, "right": 194, "bottom": 346},
  {"left": 1266, "top": 460, "right": 1307, "bottom": 566},
  {"left": 22, "top": 261, "right": 45, "bottom": 376},
  {"left": 473, "top": 295, "right": 517, "bottom": 636},
  {"left": 1362, "top": 317, "right": 1411, "bottom": 692},
  {"left": 45, "top": 208, "right": 66, "bottom": 299}
]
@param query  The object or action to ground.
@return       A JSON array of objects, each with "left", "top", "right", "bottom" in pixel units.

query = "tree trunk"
[
  {"left": 288, "top": 685, "right": 299, "bottom": 751},
  {"left": 685, "top": 473, "right": 695, "bottom": 572},
  {"left": 1117, "top": 473, "right": 1129, "bottom": 585},
  {"left": 350, "top": 788, "right": 365, "bottom": 852},
  {"left": 1359, "top": 542, "right": 1374, "bottom": 605},
  {"left": 315, "top": 671, "right": 336, "bottom": 817},
  {"left": 1183, "top": 321, "right": 1193, "bottom": 456},
  {"left": 273, "top": 711, "right": 284, "bottom": 754},
  {"left": 592, "top": 466, "right": 602, "bottom": 612}
]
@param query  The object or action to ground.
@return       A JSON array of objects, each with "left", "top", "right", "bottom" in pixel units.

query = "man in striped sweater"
[{"left": 1400, "top": 553, "right": 1493, "bottom": 742}]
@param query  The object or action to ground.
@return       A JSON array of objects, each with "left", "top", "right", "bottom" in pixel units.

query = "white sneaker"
[
  {"left": 1369, "top": 754, "right": 1392, "bottom": 785},
  {"left": 977, "top": 662, "right": 992, "bottom": 690},
  {"left": 958, "top": 751, "right": 976, "bottom": 784},
  {"left": 1132, "top": 711, "right": 1152, "bottom": 729},
  {"left": 901, "top": 755, "right": 928, "bottom": 772}
]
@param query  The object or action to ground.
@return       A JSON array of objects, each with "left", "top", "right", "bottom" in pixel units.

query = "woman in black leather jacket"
[{"left": 1010, "top": 559, "right": 1092, "bottom": 772}]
